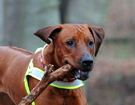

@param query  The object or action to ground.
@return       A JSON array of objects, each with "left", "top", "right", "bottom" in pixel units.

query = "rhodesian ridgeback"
[{"left": 0, "top": 24, "right": 104, "bottom": 105}]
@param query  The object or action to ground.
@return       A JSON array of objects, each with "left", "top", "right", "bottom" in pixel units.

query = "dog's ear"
[
  {"left": 34, "top": 24, "right": 62, "bottom": 44},
  {"left": 88, "top": 26, "right": 105, "bottom": 56}
]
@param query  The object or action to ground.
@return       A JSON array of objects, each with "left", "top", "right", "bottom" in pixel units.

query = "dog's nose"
[
  {"left": 82, "top": 60, "right": 93, "bottom": 67},
  {"left": 81, "top": 56, "right": 93, "bottom": 71}
]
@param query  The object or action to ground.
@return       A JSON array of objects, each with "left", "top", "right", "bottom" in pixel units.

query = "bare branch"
[{"left": 18, "top": 64, "right": 73, "bottom": 105}]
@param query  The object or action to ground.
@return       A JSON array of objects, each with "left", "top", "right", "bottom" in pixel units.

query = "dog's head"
[{"left": 34, "top": 24, "right": 104, "bottom": 81}]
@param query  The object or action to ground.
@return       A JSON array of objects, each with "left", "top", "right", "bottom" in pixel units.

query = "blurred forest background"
[{"left": 0, "top": 0, "right": 135, "bottom": 105}]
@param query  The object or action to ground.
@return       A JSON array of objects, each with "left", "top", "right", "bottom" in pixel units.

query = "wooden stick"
[{"left": 18, "top": 64, "right": 73, "bottom": 105}]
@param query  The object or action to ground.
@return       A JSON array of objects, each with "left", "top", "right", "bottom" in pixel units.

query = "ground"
[{"left": 87, "top": 41, "right": 135, "bottom": 105}]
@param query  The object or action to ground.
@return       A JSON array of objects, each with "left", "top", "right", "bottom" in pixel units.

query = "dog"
[{"left": 0, "top": 24, "right": 104, "bottom": 105}]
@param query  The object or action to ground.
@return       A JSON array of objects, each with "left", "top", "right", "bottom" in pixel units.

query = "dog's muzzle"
[{"left": 68, "top": 56, "right": 93, "bottom": 81}]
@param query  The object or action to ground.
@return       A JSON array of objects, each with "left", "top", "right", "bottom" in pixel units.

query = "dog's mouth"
[
  {"left": 64, "top": 61, "right": 92, "bottom": 81},
  {"left": 70, "top": 69, "right": 91, "bottom": 81}
]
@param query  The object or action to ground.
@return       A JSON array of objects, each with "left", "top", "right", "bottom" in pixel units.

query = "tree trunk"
[{"left": 0, "top": 0, "right": 4, "bottom": 45}]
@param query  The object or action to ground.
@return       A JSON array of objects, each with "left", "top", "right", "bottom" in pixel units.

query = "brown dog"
[{"left": 0, "top": 24, "right": 104, "bottom": 105}]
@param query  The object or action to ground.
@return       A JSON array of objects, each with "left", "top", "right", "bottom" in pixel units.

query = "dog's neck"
[
  {"left": 32, "top": 51, "right": 43, "bottom": 69},
  {"left": 42, "top": 44, "right": 61, "bottom": 69}
]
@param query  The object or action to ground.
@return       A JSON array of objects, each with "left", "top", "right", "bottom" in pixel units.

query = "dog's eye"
[
  {"left": 66, "top": 40, "right": 75, "bottom": 47},
  {"left": 88, "top": 41, "right": 93, "bottom": 47}
]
